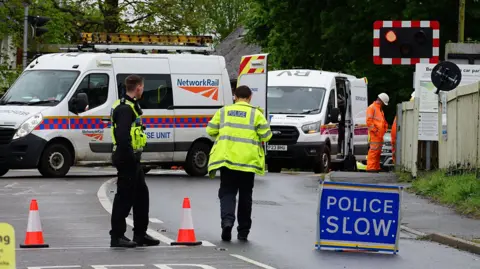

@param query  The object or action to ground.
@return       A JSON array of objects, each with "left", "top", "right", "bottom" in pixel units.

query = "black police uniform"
[{"left": 109, "top": 95, "right": 159, "bottom": 248}]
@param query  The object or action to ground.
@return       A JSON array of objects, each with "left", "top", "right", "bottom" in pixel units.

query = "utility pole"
[
  {"left": 22, "top": 3, "right": 29, "bottom": 70},
  {"left": 458, "top": 0, "right": 465, "bottom": 42}
]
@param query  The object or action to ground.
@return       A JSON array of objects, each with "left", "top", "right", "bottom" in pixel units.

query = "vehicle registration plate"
[{"left": 267, "top": 145, "right": 288, "bottom": 151}]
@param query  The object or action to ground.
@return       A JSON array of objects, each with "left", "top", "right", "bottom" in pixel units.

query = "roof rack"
[{"left": 60, "top": 32, "right": 214, "bottom": 54}]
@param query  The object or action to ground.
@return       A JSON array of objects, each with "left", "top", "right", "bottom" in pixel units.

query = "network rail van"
[
  {"left": 0, "top": 33, "right": 267, "bottom": 178},
  {"left": 266, "top": 69, "right": 369, "bottom": 173}
]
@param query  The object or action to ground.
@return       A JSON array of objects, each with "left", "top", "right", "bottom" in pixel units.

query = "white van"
[
  {"left": 266, "top": 69, "right": 369, "bottom": 173},
  {"left": 0, "top": 51, "right": 235, "bottom": 177}
]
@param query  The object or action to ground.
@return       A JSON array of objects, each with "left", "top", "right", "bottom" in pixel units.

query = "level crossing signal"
[
  {"left": 373, "top": 20, "right": 440, "bottom": 65},
  {"left": 60, "top": 32, "right": 215, "bottom": 54},
  {"left": 28, "top": 15, "right": 50, "bottom": 37}
]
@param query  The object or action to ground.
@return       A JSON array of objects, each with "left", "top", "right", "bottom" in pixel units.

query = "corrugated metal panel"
[{"left": 439, "top": 82, "right": 480, "bottom": 170}]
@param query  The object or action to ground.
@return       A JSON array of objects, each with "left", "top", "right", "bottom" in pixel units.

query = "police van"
[
  {"left": 0, "top": 33, "right": 267, "bottom": 178},
  {"left": 266, "top": 69, "right": 369, "bottom": 173}
]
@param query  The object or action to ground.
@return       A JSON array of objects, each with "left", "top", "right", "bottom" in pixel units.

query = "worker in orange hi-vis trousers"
[
  {"left": 391, "top": 116, "right": 397, "bottom": 164},
  {"left": 366, "top": 93, "right": 389, "bottom": 172}
]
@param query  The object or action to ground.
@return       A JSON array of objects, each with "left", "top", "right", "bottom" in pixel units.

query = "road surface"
[
  {"left": 104, "top": 169, "right": 480, "bottom": 269},
  {"left": 1, "top": 168, "right": 479, "bottom": 268},
  {"left": 0, "top": 168, "right": 273, "bottom": 269}
]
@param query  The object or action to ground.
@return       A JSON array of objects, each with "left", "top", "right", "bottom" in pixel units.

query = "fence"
[{"left": 398, "top": 81, "right": 480, "bottom": 177}]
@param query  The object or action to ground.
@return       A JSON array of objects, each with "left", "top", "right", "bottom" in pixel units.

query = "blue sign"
[
  {"left": 269, "top": 114, "right": 273, "bottom": 123},
  {"left": 316, "top": 181, "right": 402, "bottom": 254}
]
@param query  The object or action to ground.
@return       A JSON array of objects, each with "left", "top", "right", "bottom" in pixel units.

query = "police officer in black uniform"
[{"left": 109, "top": 74, "right": 160, "bottom": 248}]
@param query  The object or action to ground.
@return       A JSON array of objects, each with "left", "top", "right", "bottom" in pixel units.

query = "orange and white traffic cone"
[
  {"left": 171, "top": 197, "right": 202, "bottom": 246},
  {"left": 20, "top": 199, "right": 49, "bottom": 248}
]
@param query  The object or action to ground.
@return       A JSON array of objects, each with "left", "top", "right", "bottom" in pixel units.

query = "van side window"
[
  {"left": 326, "top": 89, "right": 336, "bottom": 122},
  {"left": 116, "top": 74, "right": 173, "bottom": 109},
  {"left": 70, "top": 73, "right": 109, "bottom": 113}
]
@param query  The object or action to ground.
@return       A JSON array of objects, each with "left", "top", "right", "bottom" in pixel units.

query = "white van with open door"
[{"left": 266, "top": 69, "right": 369, "bottom": 173}]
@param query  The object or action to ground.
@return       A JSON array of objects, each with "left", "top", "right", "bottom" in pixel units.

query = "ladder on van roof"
[{"left": 59, "top": 32, "right": 214, "bottom": 54}]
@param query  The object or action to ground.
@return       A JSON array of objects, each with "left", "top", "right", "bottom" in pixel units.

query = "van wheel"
[
  {"left": 267, "top": 163, "right": 282, "bottom": 173},
  {"left": 184, "top": 142, "right": 210, "bottom": 177},
  {"left": 38, "top": 143, "right": 72, "bottom": 178},
  {"left": 314, "top": 146, "right": 331, "bottom": 174},
  {"left": 0, "top": 168, "right": 9, "bottom": 177}
]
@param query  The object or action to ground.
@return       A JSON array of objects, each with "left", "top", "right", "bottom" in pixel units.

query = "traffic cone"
[
  {"left": 171, "top": 197, "right": 202, "bottom": 246},
  {"left": 20, "top": 199, "right": 49, "bottom": 248}
]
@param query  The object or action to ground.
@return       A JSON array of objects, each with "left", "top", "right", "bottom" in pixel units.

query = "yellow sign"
[{"left": 0, "top": 223, "right": 15, "bottom": 269}]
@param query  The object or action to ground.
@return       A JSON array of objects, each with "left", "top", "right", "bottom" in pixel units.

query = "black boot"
[
  {"left": 221, "top": 225, "right": 233, "bottom": 241},
  {"left": 133, "top": 234, "right": 160, "bottom": 246},
  {"left": 237, "top": 231, "right": 249, "bottom": 241},
  {"left": 110, "top": 236, "right": 137, "bottom": 248}
]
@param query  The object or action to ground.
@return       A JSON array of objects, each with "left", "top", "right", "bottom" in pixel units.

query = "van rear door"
[
  {"left": 236, "top": 54, "right": 269, "bottom": 118},
  {"left": 349, "top": 78, "right": 369, "bottom": 157}
]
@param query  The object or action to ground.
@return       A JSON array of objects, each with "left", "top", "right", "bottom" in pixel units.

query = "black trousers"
[
  {"left": 218, "top": 167, "right": 255, "bottom": 234},
  {"left": 109, "top": 153, "right": 149, "bottom": 238}
]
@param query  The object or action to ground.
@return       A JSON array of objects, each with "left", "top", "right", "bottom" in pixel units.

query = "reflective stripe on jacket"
[
  {"left": 206, "top": 101, "right": 272, "bottom": 175},
  {"left": 111, "top": 98, "right": 147, "bottom": 151}
]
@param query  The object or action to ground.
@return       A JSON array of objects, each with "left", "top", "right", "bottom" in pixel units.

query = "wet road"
[
  {"left": 0, "top": 168, "right": 275, "bottom": 269},
  {"left": 104, "top": 170, "right": 480, "bottom": 269}
]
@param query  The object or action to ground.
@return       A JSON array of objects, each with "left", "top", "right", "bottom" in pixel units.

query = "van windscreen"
[
  {"left": 267, "top": 86, "right": 326, "bottom": 114},
  {"left": 0, "top": 70, "right": 80, "bottom": 106}
]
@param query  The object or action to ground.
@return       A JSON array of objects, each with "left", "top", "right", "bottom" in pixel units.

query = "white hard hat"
[{"left": 378, "top": 93, "right": 389, "bottom": 105}]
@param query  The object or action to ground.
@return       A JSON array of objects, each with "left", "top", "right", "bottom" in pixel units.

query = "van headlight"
[
  {"left": 13, "top": 113, "right": 43, "bottom": 140},
  {"left": 301, "top": 121, "right": 321, "bottom": 134}
]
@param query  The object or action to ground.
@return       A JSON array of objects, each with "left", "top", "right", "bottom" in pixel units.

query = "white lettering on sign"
[
  {"left": 325, "top": 196, "right": 394, "bottom": 214},
  {"left": 323, "top": 195, "right": 396, "bottom": 237},
  {"left": 324, "top": 217, "right": 394, "bottom": 237}
]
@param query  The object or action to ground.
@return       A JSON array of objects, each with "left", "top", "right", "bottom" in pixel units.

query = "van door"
[
  {"left": 349, "top": 78, "right": 369, "bottom": 156},
  {"left": 324, "top": 88, "right": 338, "bottom": 155},
  {"left": 112, "top": 57, "right": 174, "bottom": 163},
  {"left": 236, "top": 54, "right": 269, "bottom": 117},
  {"left": 67, "top": 71, "right": 115, "bottom": 162}
]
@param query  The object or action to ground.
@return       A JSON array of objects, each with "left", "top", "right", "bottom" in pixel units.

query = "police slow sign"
[{"left": 316, "top": 181, "right": 402, "bottom": 254}]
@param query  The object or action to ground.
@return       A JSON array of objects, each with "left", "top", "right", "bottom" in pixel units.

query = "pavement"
[{"left": 1, "top": 168, "right": 479, "bottom": 268}]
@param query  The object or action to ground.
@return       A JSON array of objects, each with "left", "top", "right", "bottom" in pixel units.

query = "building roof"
[{"left": 213, "top": 27, "right": 262, "bottom": 81}]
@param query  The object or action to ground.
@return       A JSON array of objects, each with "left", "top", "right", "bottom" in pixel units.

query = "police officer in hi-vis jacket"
[{"left": 109, "top": 74, "right": 160, "bottom": 248}]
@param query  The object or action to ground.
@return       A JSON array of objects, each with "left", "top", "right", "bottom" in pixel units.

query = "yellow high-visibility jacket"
[{"left": 206, "top": 101, "right": 272, "bottom": 175}]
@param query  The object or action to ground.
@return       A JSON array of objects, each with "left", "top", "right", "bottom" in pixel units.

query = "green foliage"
[
  {"left": 411, "top": 171, "right": 480, "bottom": 219},
  {"left": 244, "top": 0, "right": 480, "bottom": 122}
]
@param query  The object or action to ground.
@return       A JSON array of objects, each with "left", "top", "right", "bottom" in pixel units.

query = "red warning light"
[{"left": 385, "top": 30, "right": 397, "bottom": 43}]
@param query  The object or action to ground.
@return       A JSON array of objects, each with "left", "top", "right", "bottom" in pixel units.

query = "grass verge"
[{"left": 410, "top": 170, "right": 480, "bottom": 219}]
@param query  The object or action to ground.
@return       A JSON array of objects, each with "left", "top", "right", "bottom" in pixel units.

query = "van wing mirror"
[
  {"left": 329, "top": 107, "right": 340, "bottom": 123},
  {"left": 76, "top": 92, "right": 89, "bottom": 112},
  {"left": 69, "top": 92, "right": 89, "bottom": 114}
]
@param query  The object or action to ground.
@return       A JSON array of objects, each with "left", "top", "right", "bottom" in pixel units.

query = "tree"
[{"left": 244, "top": 0, "right": 480, "bottom": 121}]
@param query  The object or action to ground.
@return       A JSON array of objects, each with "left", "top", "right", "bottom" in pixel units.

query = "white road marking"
[
  {"left": 149, "top": 217, "right": 164, "bottom": 223},
  {"left": 27, "top": 265, "right": 82, "bottom": 269},
  {"left": 17, "top": 246, "right": 175, "bottom": 251},
  {"left": 97, "top": 178, "right": 216, "bottom": 247},
  {"left": 154, "top": 265, "right": 216, "bottom": 269},
  {"left": 28, "top": 265, "right": 218, "bottom": 269},
  {"left": 92, "top": 265, "right": 144, "bottom": 269},
  {"left": 201, "top": 241, "right": 216, "bottom": 247},
  {"left": 230, "top": 254, "right": 277, "bottom": 269}
]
